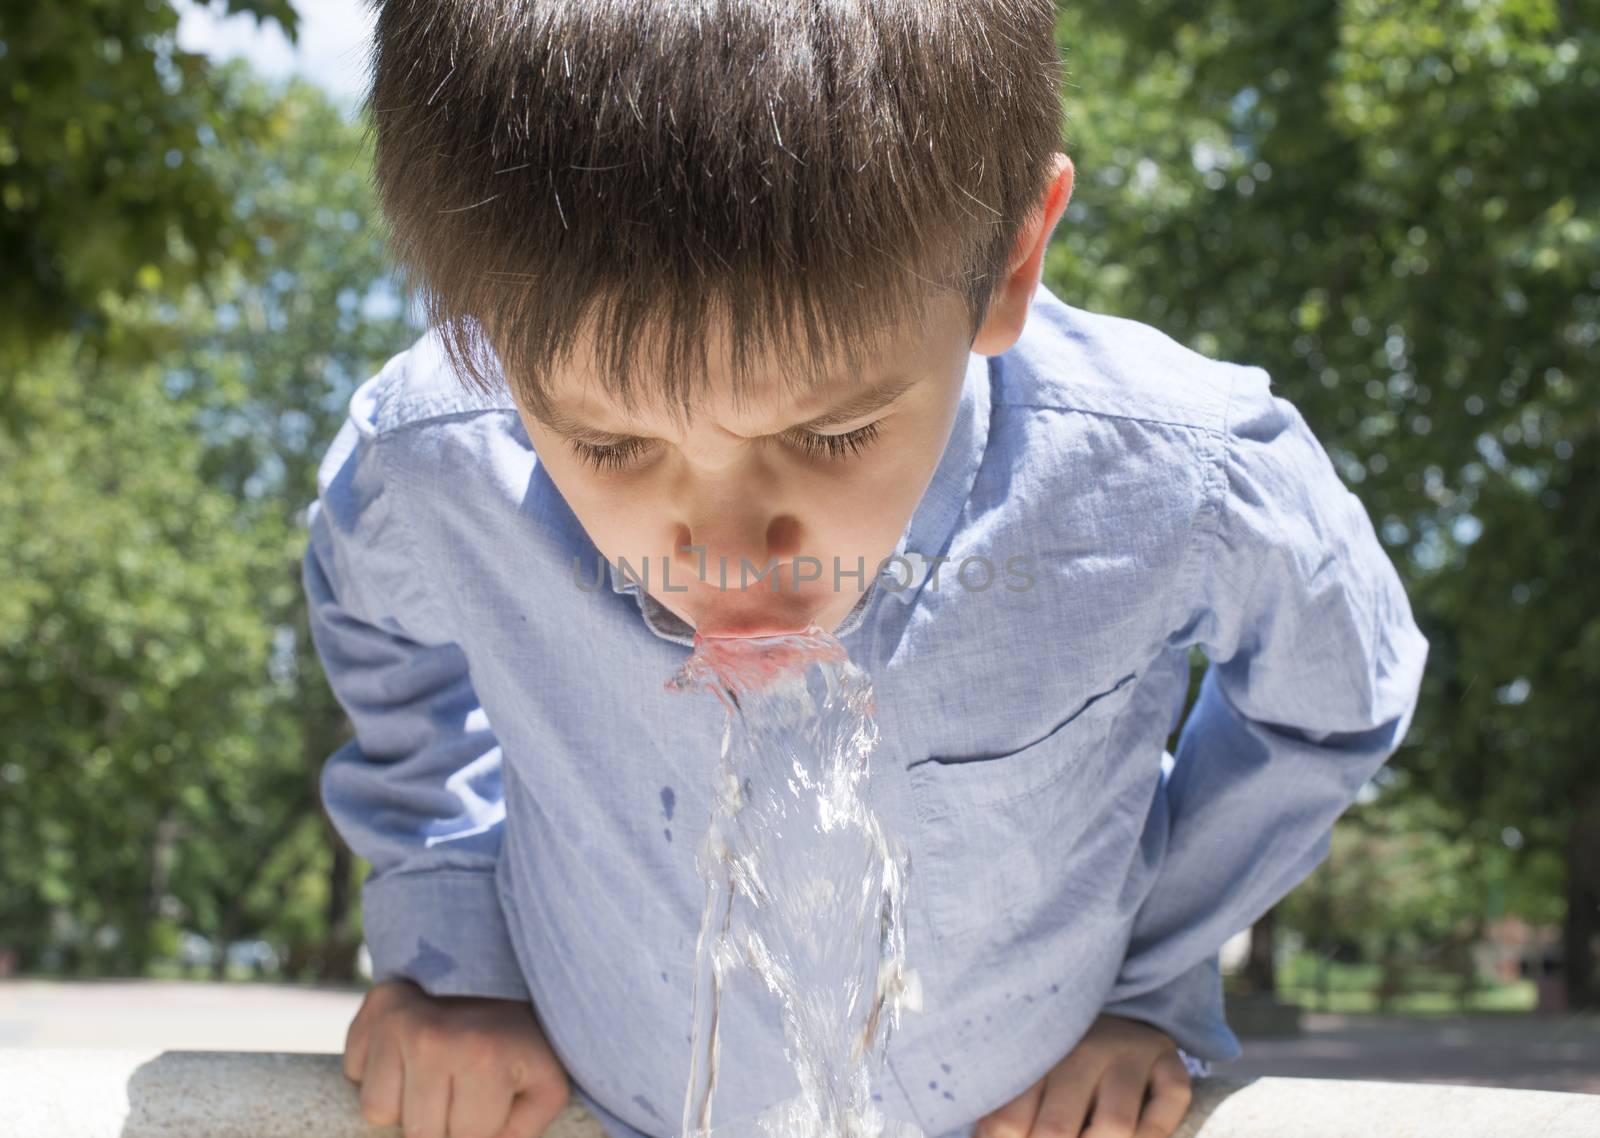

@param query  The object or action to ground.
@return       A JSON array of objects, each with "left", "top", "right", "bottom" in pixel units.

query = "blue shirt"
[{"left": 302, "top": 282, "right": 1429, "bottom": 1138}]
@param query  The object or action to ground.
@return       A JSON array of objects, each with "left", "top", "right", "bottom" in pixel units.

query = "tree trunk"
[
  {"left": 325, "top": 840, "right": 357, "bottom": 979},
  {"left": 1563, "top": 792, "right": 1600, "bottom": 1010},
  {"left": 1376, "top": 931, "right": 1406, "bottom": 1012},
  {"left": 296, "top": 560, "right": 363, "bottom": 983},
  {"left": 126, "top": 807, "right": 180, "bottom": 976},
  {"left": 1245, "top": 905, "right": 1278, "bottom": 996}
]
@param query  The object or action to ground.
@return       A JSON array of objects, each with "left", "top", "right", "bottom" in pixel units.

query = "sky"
[{"left": 176, "top": 0, "right": 376, "bottom": 111}]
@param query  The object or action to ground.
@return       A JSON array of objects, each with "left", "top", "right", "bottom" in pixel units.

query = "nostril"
[
  {"left": 766, "top": 515, "right": 802, "bottom": 558},
  {"left": 673, "top": 523, "right": 694, "bottom": 557}
]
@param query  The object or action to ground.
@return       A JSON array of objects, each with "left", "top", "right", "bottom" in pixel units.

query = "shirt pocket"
[{"left": 904, "top": 671, "right": 1138, "bottom": 957}]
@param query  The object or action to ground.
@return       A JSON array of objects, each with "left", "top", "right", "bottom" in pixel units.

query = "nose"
[{"left": 673, "top": 511, "right": 804, "bottom": 587}]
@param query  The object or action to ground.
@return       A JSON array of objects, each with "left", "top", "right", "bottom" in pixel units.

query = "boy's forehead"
[
  {"left": 538, "top": 357, "right": 908, "bottom": 435},
  {"left": 513, "top": 284, "right": 969, "bottom": 435},
  {"left": 532, "top": 310, "right": 922, "bottom": 431}
]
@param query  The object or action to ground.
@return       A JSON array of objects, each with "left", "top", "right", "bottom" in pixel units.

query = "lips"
[
  {"left": 693, "top": 613, "right": 818, "bottom": 639},
  {"left": 678, "top": 589, "right": 828, "bottom": 639}
]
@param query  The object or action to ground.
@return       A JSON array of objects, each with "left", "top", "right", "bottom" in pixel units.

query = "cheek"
[
  {"left": 809, "top": 442, "right": 939, "bottom": 553},
  {"left": 537, "top": 456, "right": 660, "bottom": 557}
]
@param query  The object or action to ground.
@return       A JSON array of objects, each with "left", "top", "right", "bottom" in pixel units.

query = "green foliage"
[
  {"left": 0, "top": 62, "right": 414, "bottom": 975},
  {"left": 1274, "top": 953, "right": 1537, "bottom": 1015},
  {"left": 0, "top": 336, "right": 280, "bottom": 969},
  {"left": 1045, "top": 0, "right": 1600, "bottom": 992},
  {"left": 0, "top": 2, "right": 297, "bottom": 364},
  {"left": 1276, "top": 791, "right": 1561, "bottom": 958}
]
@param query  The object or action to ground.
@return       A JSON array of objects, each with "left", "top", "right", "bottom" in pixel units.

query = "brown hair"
[{"left": 364, "top": 0, "right": 1065, "bottom": 419}]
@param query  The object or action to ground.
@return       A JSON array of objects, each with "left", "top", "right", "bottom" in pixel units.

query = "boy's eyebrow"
[
  {"left": 794, "top": 372, "right": 919, "bottom": 430},
  {"left": 530, "top": 372, "right": 920, "bottom": 442}
]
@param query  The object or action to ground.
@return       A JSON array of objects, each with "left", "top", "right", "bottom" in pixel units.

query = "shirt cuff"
[
  {"left": 1100, "top": 952, "right": 1242, "bottom": 1064},
  {"left": 362, "top": 868, "right": 531, "bottom": 1002}
]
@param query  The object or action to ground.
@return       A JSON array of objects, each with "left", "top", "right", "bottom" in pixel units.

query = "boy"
[{"left": 303, "top": 4, "right": 1429, "bottom": 1138}]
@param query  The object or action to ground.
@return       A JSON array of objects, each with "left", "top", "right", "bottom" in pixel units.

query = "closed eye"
[
  {"left": 567, "top": 420, "right": 884, "bottom": 472},
  {"left": 566, "top": 436, "right": 656, "bottom": 472},
  {"left": 785, "top": 420, "right": 883, "bottom": 463}
]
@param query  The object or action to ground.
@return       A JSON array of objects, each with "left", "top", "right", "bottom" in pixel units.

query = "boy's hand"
[
  {"left": 343, "top": 977, "right": 572, "bottom": 1138},
  {"left": 974, "top": 1014, "right": 1192, "bottom": 1138}
]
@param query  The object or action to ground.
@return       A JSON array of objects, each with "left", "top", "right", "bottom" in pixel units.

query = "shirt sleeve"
[
  {"left": 1099, "top": 364, "right": 1430, "bottom": 1061},
  {"left": 302, "top": 410, "right": 530, "bottom": 1003}
]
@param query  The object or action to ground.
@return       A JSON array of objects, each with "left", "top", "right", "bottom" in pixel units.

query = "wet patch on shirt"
[
  {"left": 632, "top": 1094, "right": 666, "bottom": 1123},
  {"left": 661, "top": 971, "right": 669, "bottom": 983},
  {"left": 656, "top": 793, "right": 675, "bottom": 845},
  {"left": 661, "top": 787, "right": 676, "bottom": 843},
  {"left": 404, "top": 937, "right": 456, "bottom": 983},
  {"left": 1049, "top": 983, "right": 1059, "bottom": 994},
  {"left": 941, "top": 1063, "right": 952, "bottom": 1074}
]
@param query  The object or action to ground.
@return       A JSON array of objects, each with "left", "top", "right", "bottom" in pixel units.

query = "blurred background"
[{"left": 1, "top": 0, "right": 1596, "bottom": 1094}]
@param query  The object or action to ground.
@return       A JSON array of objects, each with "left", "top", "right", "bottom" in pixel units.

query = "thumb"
[{"left": 492, "top": 1089, "right": 562, "bottom": 1138}]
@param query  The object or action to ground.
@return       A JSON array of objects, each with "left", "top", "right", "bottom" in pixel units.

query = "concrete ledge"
[{"left": 0, "top": 1049, "right": 1596, "bottom": 1138}]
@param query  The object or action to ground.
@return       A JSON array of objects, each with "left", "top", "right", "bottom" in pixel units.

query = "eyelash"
[{"left": 567, "top": 421, "right": 884, "bottom": 473}]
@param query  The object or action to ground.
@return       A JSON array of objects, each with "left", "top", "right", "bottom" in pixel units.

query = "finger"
[
  {"left": 446, "top": 1063, "right": 514, "bottom": 1138},
  {"left": 343, "top": 1005, "right": 371, "bottom": 1083},
  {"left": 357, "top": 1031, "right": 405, "bottom": 1128},
  {"left": 346, "top": 982, "right": 404, "bottom": 1081},
  {"left": 1132, "top": 1053, "right": 1192, "bottom": 1138},
  {"left": 1030, "top": 1058, "right": 1100, "bottom": 1138},
  {"left": 400, "top": 1049, "right": 451, "bottom": 1138},
  {"left": 1082, "top": 1059, "right": 1148, "bottom": 1138},
  {"left": 977, "top": 1075, "right": 1045, "bottom": 1138},
  {"left": 492, "top": 1089, "right": 564, "bottom": 1138}
]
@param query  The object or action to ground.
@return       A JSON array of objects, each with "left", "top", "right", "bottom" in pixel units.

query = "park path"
[{"left": 1223, "top": 1010, "right": 1600, "bottom": 1094}]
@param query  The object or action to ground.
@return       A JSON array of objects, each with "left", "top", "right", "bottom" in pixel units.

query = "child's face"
[
  {"left": 514, "top": 153, "right": 1073, "bottom": 638},
  {"left": 514, "top": 291, "right": 976, "bottom": 638}
]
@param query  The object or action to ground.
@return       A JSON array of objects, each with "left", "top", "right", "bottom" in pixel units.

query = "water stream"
[{"left": 666, "top": 626, "right": 926, "bottom": 1138}]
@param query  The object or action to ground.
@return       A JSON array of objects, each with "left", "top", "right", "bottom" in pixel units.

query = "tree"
[
  {"left": 152, "top": 68, "right": 419, "bottom": 980},
  {"left": 0, "top": 337, "right": 281, "bottom": 972},
  {"left": 0, "top": 66, "right": 417, "bottom": 977},
  {"left": 1049, "top": 0, "right": 1600, "bottom": 1005},
  {"left": 0, "top": 1, "right": 296, "bottom": 365}
]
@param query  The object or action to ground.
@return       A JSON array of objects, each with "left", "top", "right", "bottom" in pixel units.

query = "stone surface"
[
  {"left": 3, "top": 1049, "right": 1599, "bottom": 1138},
  {"left": 0, "top": 1048, "right": 607, "bottom": 1138}
]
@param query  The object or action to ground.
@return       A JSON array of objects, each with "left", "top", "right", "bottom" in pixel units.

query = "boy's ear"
[{"left": 971, "top": 152, "right": 1075, "bottom": 357}]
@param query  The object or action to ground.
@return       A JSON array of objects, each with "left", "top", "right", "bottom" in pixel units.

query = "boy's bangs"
[{"left": 366, "top": 0, "right": 1064, "bottom": 407}]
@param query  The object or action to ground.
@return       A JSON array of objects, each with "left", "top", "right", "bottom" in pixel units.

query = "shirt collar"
[{"left": 610, "top": 350, "right": 993, "bottom": 646}]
